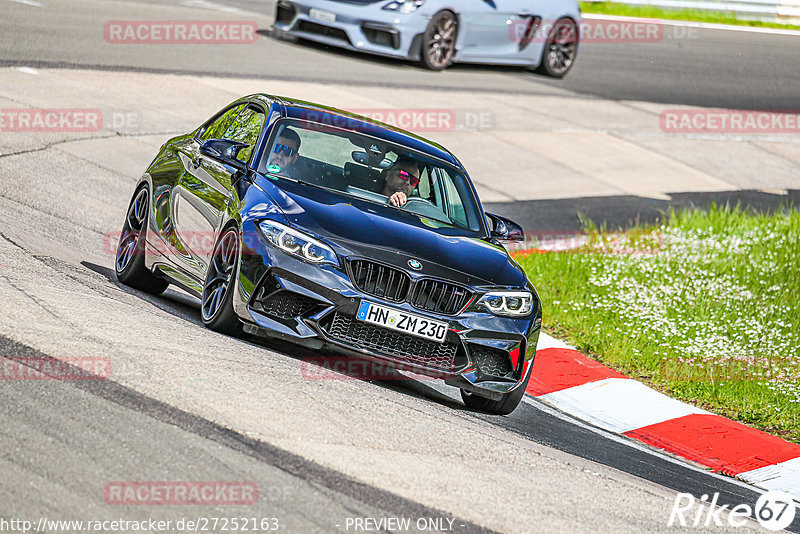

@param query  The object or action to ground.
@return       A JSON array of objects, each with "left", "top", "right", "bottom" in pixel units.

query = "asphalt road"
[
  {"left": 1, "top": 0, "right": 799, "bottom": 110},
  {"left": 1, "top": 335, "right": 495, "bottom": 534}
]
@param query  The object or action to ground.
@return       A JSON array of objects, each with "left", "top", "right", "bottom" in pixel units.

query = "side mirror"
[
  {"left": 200, "top": 139, "right": 248, "bottom": 173},
  {"left": 486, "top": 212, "right": 524, "bottom": 243}
]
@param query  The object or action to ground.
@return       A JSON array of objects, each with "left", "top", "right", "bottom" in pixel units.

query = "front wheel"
[
  {"left": 420, "top": 11, "right": 458, "bottom": 71},
  {"left": 460, "top": 364, "right": 532, "bottom": 415},
  {"left": 201, "top": 226, "right": 243, "bottom": 336},
  {"left": 115, "top": 186, "right": 169, "bottom": 295},
  {"left": 535, "top": 17, "right": 579, "bottom": 78}
]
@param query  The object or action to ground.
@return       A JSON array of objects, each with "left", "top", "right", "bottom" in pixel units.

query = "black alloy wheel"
[
  {"left": 201, "top": 226, "right": 243, "bottom": 336},
  {"left": 115, "top": 186, "right": 169, "bottom": 294}
]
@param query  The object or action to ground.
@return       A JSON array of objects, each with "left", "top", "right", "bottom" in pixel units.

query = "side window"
[
  {"left": 199, "top": 104, "right": 245, "bottom": 141},
  {"left": 441, "top": 171, "right": 468, "bottom": 228},
  {"left": 415, "top": 166, "right": 431, "bottom": 199},
  {"left": 223, "top": 106, "right": 266, "bottom": 163}
]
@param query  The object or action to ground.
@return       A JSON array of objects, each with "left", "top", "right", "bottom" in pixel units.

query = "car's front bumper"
[
  {"left": 233, "top": 219, "right": 541, "bottom": 400},
  {"left": 273, "top": 0, "right": 429, "bottom": 61}
]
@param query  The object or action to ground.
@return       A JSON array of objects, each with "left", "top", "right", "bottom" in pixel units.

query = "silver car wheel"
[{"left": 423, "top": 11, "right": 457, "bottom": 70}]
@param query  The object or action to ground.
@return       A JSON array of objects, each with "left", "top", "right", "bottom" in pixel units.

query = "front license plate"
[
  {"left": 357, "top": 301, "right": 448, "bottom": 343},
  {"left": 309, "top": 8, "right": 336, "bottom": 23}
]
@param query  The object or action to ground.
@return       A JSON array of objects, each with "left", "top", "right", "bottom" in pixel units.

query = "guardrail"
[{"left": 583, "top": 0, "right": 800, "bottom": 23}]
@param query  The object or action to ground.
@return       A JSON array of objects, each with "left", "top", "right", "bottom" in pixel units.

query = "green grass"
[
  {"left": 517, "top": 204, "right": 800, "bottom": 441},
  {"left": 580, "top": 1, "right": 800, "bottom": 31}
]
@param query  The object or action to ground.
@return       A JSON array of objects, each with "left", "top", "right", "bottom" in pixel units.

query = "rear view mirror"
[
  {"left": 352, "top": 150, "right": 392, "bottom": 169},
  {"left": 486, "top": 212, "right": 524, "bottom": 243}
]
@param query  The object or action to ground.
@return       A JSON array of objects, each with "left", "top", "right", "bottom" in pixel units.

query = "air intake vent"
[
  {"left": 296, "top": 20, "right": 351, "bottom": 44},
  {"left": 275, "top": 1, "right": 296, "bottom": 24},
  {"left": 471, "top": 345, "right": 514, "bottom": 378},
  {"left": 349, "top": 260, "right": 410, "bottom": 302},
  {"left": 258, "top": 290, "right": 320, "bottom": 319},
  {"left": 324, "top": 312, "right": 458, "bottom": 371},
  {"left": 411, "top": 279, "right": 472, "bottom": 315}
]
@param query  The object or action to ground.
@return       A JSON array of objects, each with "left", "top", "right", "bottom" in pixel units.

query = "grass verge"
[
  {"left": 517, "top": 204, "right": 800, "bottom": 442},
  {"left": 580, "top": 1, "right": 800, "bottom": 31}
]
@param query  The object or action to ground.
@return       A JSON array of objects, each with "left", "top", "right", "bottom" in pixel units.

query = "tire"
[
  {"left": 535, "top": 17, "right": 578, "bottom": 78},
  {"left": 460, "top": 363, "right": 533, "bottom": 415},
  {"left": 115, "top": 185, "right": 169, "bottom": 295},
  {"left": 201, "top": 226, "right": 243, "bottom": 336},
  {"left": 420, "top": 11, "right": 458, "bottom": 71}
]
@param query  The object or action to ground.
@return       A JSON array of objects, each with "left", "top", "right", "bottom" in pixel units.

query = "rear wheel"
[
  {"left": 115, "top": 186, "right": 169, "bottom": 295},
  {"left": 460, "top": 364, "right": 532, "bottom": 415},
  {"left": 535, "top": 17, "right": 578, "bottom": 78},
  {"left": 201, "top": 227, "right": 243, "bottom": 336},
  {"left": 421, "top": 11, "right": 457, "bottom": 71}
]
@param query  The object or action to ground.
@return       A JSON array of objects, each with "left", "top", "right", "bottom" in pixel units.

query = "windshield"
[{"left": 258, "top": 120, "right": 484, "bottom": 234}]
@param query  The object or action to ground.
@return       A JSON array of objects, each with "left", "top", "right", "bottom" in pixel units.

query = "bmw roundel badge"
[{"left": 407, "top": 259, "right": 422, "bottom": 270}]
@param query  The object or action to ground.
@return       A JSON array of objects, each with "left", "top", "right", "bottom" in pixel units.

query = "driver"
[
  {"left": 381, "top": 156, "right": 420, "bottom": 207},
  {"left": 267, "top": 128, "right": 301, "bottom": 176}
]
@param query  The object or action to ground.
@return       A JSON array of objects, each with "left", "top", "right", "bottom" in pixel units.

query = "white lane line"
[
  {"left": 16, "top": 67, "right": 39, "bottom": 75},
  {"left": 539, "top": 377, "right": 709, "bottom": 433},
  {"left": 179, "top": 0, "right": 247, "bottom": 14},
  {"left": 6, "top": 0, "right": 43, "bottom": 6},
  {"left": 582, "top": 13, "right": 800, "bottom": 37},
  {"left": 739, "top": 458, "right": 800, "bottom": 499},
  {"left": 536, "top": 332, "right": 576, "bottom": 351}
]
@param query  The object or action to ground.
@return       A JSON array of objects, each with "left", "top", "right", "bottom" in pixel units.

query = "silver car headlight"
[
  {"left": 382, "top": 0, "right": 425, "bottom": 13},
  {"left": 258, "top": 220, "right": 339, "bottom": 266},
  {"left": 477, "top": 291, "right": 534, "bottom": 317}
]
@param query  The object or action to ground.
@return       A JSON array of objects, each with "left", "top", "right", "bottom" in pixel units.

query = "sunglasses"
[
  {"left": 396, "top": 169, "right": 420, "bottom": 188},
  {"left": 273, "top": 144, "right": 297, "bottom": 157}
]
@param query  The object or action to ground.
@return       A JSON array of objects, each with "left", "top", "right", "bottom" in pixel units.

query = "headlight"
[
  {"left": 382, "top": 0, "right": 425, "bottom": 13},
  {"left": 477, "top": 291, "right": 534, "bottom": 317},
  {"left": 258, "top": 220, "right": 339, "bottom": 266}
]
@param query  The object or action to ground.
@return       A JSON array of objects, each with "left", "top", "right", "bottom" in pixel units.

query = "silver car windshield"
[{"left": 259, "top": 120, "right": 483, "bottom": 234}]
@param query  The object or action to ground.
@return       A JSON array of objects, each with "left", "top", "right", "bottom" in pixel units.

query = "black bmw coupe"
[{"left": 115, "top": 94, "right": 542, "bottom": 415}]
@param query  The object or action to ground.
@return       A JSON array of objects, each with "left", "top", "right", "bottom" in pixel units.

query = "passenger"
[
  {"left": 381, "top": 156, "right": 421, "bottom": 207},
  {"left": 267, "top": 128, "right": 301, "bottom": 175}
]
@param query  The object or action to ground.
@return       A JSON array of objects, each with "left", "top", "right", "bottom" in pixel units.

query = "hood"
[{"left": 252, "top": 176, "right": 526, "bottom": 288}]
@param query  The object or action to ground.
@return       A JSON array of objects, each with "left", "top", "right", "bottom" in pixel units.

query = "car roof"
[{"left": 243, "top": 93, "right": 461, "bottom": 168}]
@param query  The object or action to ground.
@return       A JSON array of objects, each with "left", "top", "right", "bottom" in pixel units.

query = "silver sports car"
[{"left": 273, "top": 0, "right": 581, "bottom": 77}]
